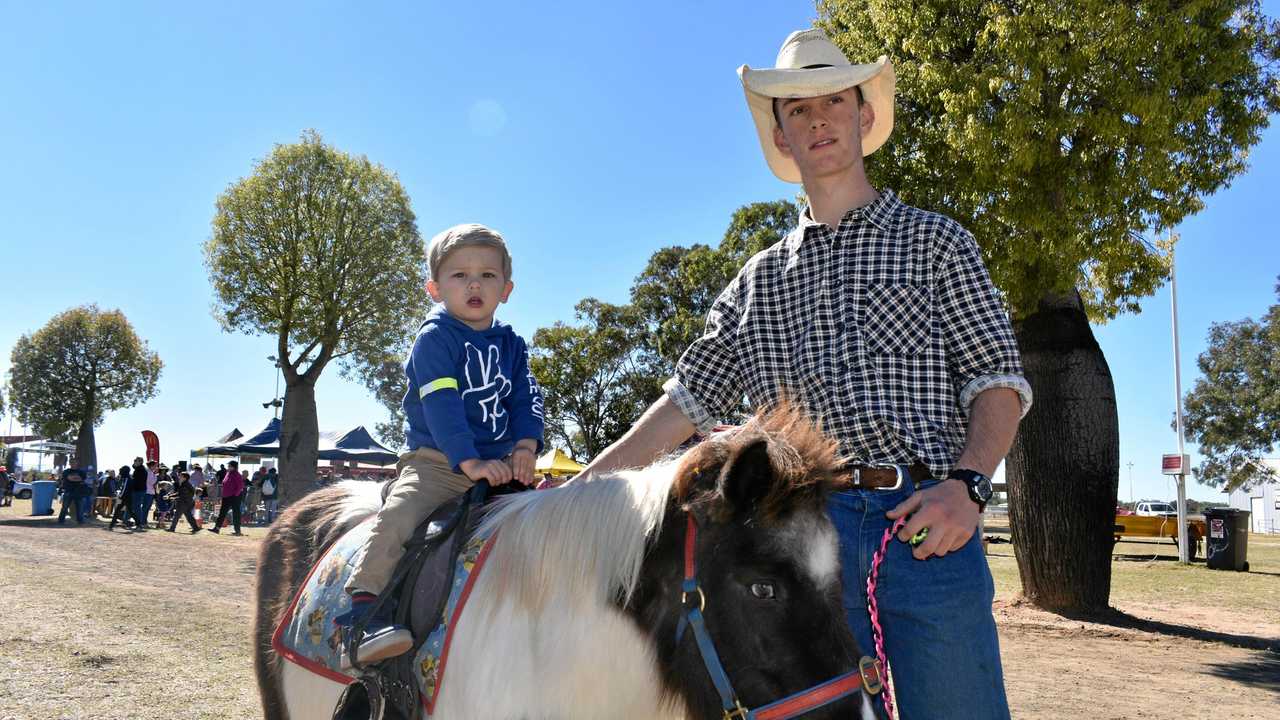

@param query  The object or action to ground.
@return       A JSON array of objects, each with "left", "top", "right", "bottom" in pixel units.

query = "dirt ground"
[{"left": 0, "top": 503, "right": 1276, "bottom": 719}]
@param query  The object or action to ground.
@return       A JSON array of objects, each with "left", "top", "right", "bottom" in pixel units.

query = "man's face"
[
  {"left": 426, "top": 246, "right": 514, "bottom": 331},
  {"left": 772, "top": 87, "right": 874, "bottom": 182}
]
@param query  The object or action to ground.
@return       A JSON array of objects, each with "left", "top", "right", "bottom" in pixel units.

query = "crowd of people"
[{"left": 31, "top": 458, "right": 283, "bottom": 533}]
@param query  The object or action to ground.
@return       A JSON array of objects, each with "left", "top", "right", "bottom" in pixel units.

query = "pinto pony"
[{"left": 253, "top": 406, "right": 883, "bottom": 719}]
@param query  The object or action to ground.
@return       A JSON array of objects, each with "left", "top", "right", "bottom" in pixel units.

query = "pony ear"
[
  {"left": 673, "top": 441, "right": 730, "bottom": 502},
  {"left": 717, "top": 439, "right": 774, "bottom": 516}
]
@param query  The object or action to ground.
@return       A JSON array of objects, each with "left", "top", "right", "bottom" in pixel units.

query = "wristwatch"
[{"left": 947, "top": 469, "right": 993, "bottom": 512}]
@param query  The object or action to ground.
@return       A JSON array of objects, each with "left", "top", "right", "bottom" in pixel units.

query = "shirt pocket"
[{"left": 864, "top": 283, "right": 932, "bottom": 356}]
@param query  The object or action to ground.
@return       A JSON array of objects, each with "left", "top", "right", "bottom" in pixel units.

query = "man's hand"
[
  {"left": 886, "top": 480, "right": 979, "bottom": 560},
  {"left": 509, "top": 447, "right": 535, "bottom": 485},
  {"left": 459, "top": 458, "right": 513, "bottom": 486}
]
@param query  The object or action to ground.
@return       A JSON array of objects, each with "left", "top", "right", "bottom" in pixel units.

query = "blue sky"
[{"left": 1, "top": 1, "right": 1276, "bottom": 502}]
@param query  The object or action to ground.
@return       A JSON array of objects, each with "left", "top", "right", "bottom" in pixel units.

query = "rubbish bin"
[
  {"left": 1203, "top": 508, "right": 1250, "bottom": 572},
  {"left": 31, "top": 480, "right": 57, "bottom": 516}
]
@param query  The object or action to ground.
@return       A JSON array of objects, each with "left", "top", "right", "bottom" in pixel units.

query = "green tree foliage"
[
  {"left": 819, "top": 0, "right": 1279, "bottom": 318},
  {"left": 355, "top": 351, "right": 411, "bottom": 451},
  {"left": 204, "top": 131, "right": 428, "bottom": 502},
  {"left": 6, "top": 305, "right": 162, "bottom": 469},
  {"left": 1183, "top": 279, "right": 1280, "bottom": 491},
  {"left": 632, "top": 200, "right": 798, "bottom": 372},
  {"left": 529, "top": 300, "right": 663, "bottom": 459}
]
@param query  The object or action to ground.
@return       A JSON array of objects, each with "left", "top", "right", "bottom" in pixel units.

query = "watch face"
[{"left": 975, "top": 475, "right": 993, "bottom": 501}]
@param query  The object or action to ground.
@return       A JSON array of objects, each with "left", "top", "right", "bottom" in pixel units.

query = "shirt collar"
[{"left": 791, "top": 188, "right": 901, "bottom": 248}]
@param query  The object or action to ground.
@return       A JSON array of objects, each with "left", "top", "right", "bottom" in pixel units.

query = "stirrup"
[{"left": 340, "top": 625, "right": 413, "bottom": 670}]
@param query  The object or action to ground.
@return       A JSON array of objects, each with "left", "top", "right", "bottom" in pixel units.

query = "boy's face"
[
  {"left": 427, "top": 246, "right": 513, "bottom": 331},
  {"left": 772, "top": 87, "right": 874, "bottom": 182}
]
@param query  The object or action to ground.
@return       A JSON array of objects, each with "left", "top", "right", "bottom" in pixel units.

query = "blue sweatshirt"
[{"left": 403, "top": 306, "right": 545, "bottom": 469}]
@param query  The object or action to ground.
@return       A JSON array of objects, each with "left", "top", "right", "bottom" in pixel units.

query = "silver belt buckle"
[{"left": 851, "top": 464, "right": 907, "bottom": 491}]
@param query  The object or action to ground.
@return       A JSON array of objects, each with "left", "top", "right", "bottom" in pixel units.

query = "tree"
[
  {"left": 1183, "top": 278, "right": 1280, "bottom": 491},
  {"left": 353, "top": 351, "right": 411, "bottom": 451},
  {"left": 6, "top": 305, "right": 162, "bottom": 469},
  {"left": 818, "top": 0, "right": 1280, "bottom": 611},
  {"left": 632, "top": 200, "right": 799, "bottom": 373},
  {"left": 529, "top": 300, "right": 663, "bottom": 460},
  {"left": 205, "top": 131, "right": 428, "bottom": 504}
]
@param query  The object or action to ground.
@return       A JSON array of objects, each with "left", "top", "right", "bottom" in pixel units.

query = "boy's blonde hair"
[{"left": 427, "top": 223, "right": 513, "bottom": 281}]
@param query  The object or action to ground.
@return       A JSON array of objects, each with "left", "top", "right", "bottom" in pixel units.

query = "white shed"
[{"left": 1227, "top": 458, "right": 1280, "bottom": 534}]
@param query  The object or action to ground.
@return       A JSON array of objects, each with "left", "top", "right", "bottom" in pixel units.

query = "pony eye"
[{"left": 750, "top": 582, "right": 776, "bottom": 600}]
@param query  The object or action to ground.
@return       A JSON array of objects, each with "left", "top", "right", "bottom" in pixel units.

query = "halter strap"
[{"left": 675, "top": 513, "right": 881, "bottom": 720}]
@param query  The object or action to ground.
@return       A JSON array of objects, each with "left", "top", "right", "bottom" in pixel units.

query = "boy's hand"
[
  {"left": 459, "top": 458, "right": 513, "bottom": 486},
  {"left": 509, "top": 447, "right": 535, "bottom": 485}
]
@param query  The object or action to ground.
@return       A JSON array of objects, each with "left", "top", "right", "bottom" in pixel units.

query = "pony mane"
[
  {"left": 474, "top": 403, "right": 843, "bottom": 615},
  {"left": 475, "top": 458, "right": 680, "bottom": 612},
  {"left": 674, "top": 402, "right": 845, "bottom": 524}
]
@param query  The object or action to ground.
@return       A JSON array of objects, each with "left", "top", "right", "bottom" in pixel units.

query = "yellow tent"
[{"left": 535, "top": 447, "right": 584, "bottom": 478}]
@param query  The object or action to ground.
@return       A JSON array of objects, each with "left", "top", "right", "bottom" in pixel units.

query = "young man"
[{"left": 580, "top": 29, "right": 1031, "bottom": 719}]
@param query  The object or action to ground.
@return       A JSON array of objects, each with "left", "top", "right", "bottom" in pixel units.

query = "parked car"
[
  {"left": 1135, "top": 500, "right": 1176, "bottom": 516},
  {"left": 11, "top": 479, "right": 33, "bottom": 499}
]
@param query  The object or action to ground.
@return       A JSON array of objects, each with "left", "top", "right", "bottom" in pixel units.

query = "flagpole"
[{"left": 1170, "top": 235, "right": 1190, "bottom": 564}]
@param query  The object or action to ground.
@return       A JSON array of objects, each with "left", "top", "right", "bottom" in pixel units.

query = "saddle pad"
[{"left": 271, "top": 517, "right": 497, "bottom": 710}]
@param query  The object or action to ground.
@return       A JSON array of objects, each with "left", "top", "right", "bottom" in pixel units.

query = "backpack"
[{"left": 262, "top": 477, "right": 276, "bottom": 496}]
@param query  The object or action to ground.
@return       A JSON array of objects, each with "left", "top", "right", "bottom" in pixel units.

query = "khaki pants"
[{"left": 345, "top": 448, "right": 474, "bottom": 595}]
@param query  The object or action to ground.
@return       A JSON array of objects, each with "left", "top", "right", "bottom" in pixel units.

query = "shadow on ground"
[
  {"left": 1203, "top": 653, "right": 1280, "bottom": 695},
  {"left": 1060, "top": 608, "right": 1280, "bottom": 653}
]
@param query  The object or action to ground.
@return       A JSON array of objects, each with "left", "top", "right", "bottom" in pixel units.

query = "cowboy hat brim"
[{"left": 738, "top": 57, "right": 895, "bottom": 184}]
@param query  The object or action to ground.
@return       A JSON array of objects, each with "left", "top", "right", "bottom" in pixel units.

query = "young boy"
[{"left": 338, "top": 223, "right": 544, "bottom": 665}]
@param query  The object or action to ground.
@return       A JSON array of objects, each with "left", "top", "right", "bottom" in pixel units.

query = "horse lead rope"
[{"left": 866, "top": 516, "right": 909, "bottom": 720}]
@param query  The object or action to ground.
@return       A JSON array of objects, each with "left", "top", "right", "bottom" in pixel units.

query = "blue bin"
[{"left": 31, "top": 480, "right": 57, "bottom": 516}]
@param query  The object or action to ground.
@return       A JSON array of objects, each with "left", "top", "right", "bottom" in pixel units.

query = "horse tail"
[{"left": 252, "top": 480, "right": 385, "bottom": 720}]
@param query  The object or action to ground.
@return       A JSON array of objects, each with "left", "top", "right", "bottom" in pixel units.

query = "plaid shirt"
[{"left": 664, "top": 190, "right": 1032, "bottom": 479}]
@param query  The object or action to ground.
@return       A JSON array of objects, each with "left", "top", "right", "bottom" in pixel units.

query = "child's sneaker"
[{"left": 333, "top": 593, "right": 412, "bottom": 668}]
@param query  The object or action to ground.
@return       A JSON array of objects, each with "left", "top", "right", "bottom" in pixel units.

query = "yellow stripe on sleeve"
[{"left": 419, "top": 377, "right": 459, "bottom": 398}]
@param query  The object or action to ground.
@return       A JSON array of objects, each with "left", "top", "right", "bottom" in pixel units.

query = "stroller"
[{"left": 153, "top": 480, "right": 175, "bottom": 527}]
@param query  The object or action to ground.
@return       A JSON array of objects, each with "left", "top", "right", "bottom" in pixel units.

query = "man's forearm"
[
  {"left": 579, "top": 394, "right": 697, "bottom": 477},
  {"left": 953, "top": 387, "right": 1022, "bottom": 476}
]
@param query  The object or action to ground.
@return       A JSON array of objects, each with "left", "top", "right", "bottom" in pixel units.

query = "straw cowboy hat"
[{"left": 738, "top": 29, "right": 895, "bottom": 183}]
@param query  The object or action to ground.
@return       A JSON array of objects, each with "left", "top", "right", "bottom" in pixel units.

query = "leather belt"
[{"left": 840, "top": 463, "right": 933, "bottom": 490}]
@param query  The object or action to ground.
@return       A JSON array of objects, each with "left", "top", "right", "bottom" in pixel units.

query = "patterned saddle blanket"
[{"left": 271, "top": 516, "right": 497, "bottom": 715}]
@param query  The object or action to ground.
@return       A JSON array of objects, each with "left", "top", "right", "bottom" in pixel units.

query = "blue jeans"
[
  {"left": 829, "top": 482, "right": 1010, "bottom": 720},
  {"left": 131, "top": 491, "right": 151, "bottom": 529},
  {"left": 58, "top": 490, "right": 86, "bottom": 523}
]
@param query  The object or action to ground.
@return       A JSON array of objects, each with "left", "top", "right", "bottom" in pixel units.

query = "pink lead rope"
[{"left": 866, "top": 516, "right": 909, "bottom": 720}]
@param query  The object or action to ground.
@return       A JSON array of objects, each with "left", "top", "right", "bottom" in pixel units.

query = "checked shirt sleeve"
[
  {"left": 937, "top": 229, "right": 1033, "bottom": 418},
  {"left": 667, "top": 276, "right": 746, "bottom": 434}
]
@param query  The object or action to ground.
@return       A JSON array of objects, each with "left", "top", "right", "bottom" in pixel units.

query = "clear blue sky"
[{"left": 2, "top": 1, "right": 1277, "bottom": 502}]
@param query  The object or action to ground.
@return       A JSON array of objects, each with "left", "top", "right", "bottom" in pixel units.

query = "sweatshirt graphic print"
[{"left": 402, "top": 306, "right": 544, "bottom": 469}]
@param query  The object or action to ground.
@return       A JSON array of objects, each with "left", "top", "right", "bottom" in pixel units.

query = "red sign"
[
  {"left": 141, "top": 430, "right": 160, "bottom": 464},
  {"left": 1161, "top": 453, "right": 1190, "bottom": 475}
]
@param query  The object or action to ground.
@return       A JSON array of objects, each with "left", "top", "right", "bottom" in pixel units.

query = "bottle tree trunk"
[
  {"left": 75, "top": 412, "right": 97, "bottom": 472},
  {"left": 1005, "top": 290, "right": 1119, "bottom": 614},
  {"left": 278, "top": 378, "right": 320, "bottom": 508}
]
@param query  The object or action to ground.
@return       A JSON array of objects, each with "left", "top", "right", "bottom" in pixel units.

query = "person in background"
[
  {"left": 261, "top": 467, "right": 279, "bottom": 523},
  {"left": 79, "top": 465, "right": 98, "bottom": 521},
  {"left": 208, "top": 460, "right": 244, "bottom": 535},
  {"left": 57, "top": 467, "right": 89, "bottom": 524},
  {"left": 109, "top": 465, "right": 135, "bottom": 530},
  {"left": 166, "top": 471, "right": 201, "bottom": 533},
  {"left": 128, "top": 458, "right": 149, "bottom": 531},
  {"left": 0, "top": 465, "right": 10, "bottom": 508}
]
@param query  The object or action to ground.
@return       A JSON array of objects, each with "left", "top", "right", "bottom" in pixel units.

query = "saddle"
[{"left": 333, "top": 480, "right": 522, "bottom": 720}]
